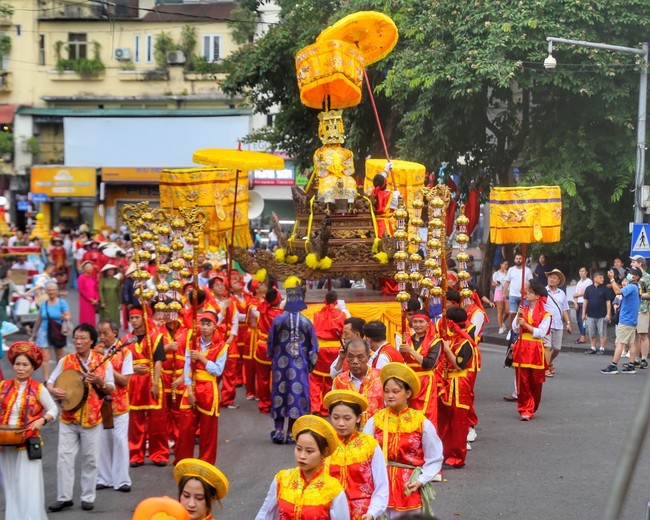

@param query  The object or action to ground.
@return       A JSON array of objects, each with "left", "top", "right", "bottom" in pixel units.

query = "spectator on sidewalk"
[
  {"left": 582, "top": 272, "right": 611, "bottom": 355},
  {"left": 572, "top": 267, "right": 592, "bottom": 344},
  {"left": 630, "top": 255, "right": 650, "bottom": 369},
  {"left": 533, "top": 254, "right": 552, "bottom": 287},
  {"left": 502, "top": 253, "right": 533, "bottom": 333},
  {"left": 492, "top": 259, "right": 509, "bottom": 334},
  {"left": 602, "top": 267, "right": 641, "bottom": 374},
  {"left": 544, "top": 269, "right": 571, "bottom": 377}
]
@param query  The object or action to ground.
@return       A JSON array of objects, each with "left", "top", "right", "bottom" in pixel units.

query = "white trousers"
[
  {"left": 389, "top": 508, "right": 422, "bottom": 518},
  {"left": 97, "top": 412, "right": 131, "bottom": 489},
  {"left": 0, "top": 447, "right": 48, "bottom": 520},
  {"left": 57, "top": 421, "right": 102, "bottom": 503}
]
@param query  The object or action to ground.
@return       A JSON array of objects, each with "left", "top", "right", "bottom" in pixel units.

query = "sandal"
[{"left": 545, "top": 370, "right": 554, "bottom": 378}]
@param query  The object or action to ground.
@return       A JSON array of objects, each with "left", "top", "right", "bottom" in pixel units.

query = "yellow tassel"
[
  {"left": 286, "top": 255, "right": 299, "bottom": 264},
  {"left": 285, "top": 275, "right": 302, "bottom": 288},
  {"left": 319, "top": 256, "right": 333, "bottom": 270},
  {"left": 253, "top": 268, "right": 267, "bottom": 282},
  {"left": 374, "top": 252, "right": 389, "bottom": 264},
  {"left": 372, "top": 237, "right": 381, "bottom": 254},
  {"left": 274, "top": 248, "right": 286, "bottom": 262},
  {"left": 305, "top": 253, "right": 320, "bottom": 269}
]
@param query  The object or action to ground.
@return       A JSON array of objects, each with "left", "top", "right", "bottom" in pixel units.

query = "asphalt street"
[{"left": 0, "top": 290, "right": 649, "bottom": 519}]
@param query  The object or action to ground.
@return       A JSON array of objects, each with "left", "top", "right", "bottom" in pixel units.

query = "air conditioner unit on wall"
[
  {"left": 114, "top": 48, "right": 131, "bottom": 60},
  {"left": 166, "top": 50, "right": 186, "bottom": 65}
]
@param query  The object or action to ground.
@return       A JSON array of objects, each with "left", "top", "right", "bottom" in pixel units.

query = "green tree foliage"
[
  {"left": 222, "top": 0, "right": 650, "bottom": 273},
  {"left": 229, "top": 4, "right": 261, "bottom": 45}
]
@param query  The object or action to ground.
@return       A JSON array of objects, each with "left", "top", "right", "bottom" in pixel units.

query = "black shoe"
[
  {"left": 153, "top": 461, "right": 168, "bottom": 467},
  {"left": 49, "top": 501, "right": 74, "bottom": 512},
  {"left": 641, "top": 359, "right": 648, "bottom": 369},
  {"left": 584, "top": 348, "right": 597, "bottom": 355},
  {"left": 81, "top": 501, "right": 94, "bottom": 511},
  {"left": 130, "top": 461, "right": 143, "bottom": 468},
  {"left": 95, "top": 483, "right": 110, "bottom": 490},
  {"left": 117, "top": 484, "right": 131, "bottom": 492}
]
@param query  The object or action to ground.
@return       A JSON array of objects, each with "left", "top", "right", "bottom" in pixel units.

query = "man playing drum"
[{"left": 47, "top": 323, "right": 115, "bottom": 512}]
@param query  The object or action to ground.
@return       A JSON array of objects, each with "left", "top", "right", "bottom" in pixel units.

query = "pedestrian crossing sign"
[{"left": 630, "top": 224, "right": 650, "bottom": 257}]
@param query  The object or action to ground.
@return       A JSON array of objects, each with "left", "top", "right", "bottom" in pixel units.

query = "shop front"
[{"left": 30, "top": 166, "right": 97, "bottom": 231}]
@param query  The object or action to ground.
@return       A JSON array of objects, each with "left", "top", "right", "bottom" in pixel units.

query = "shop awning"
[{"left": 0, "top": 104, "right": 17, "bottom": 125}]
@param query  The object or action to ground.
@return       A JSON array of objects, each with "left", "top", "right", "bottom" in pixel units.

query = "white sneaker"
[
  {"left": 466, "top": 442, "right": 472, "bottom": 451},
  {"left": 498, "top": 325, "right": 506, "bottom": 334},
  {"left": 623, "top": 351, "right": 630, "bottom": 358},
  {"left": 467, "top": 427, "right": 477, "bottom": 443}
]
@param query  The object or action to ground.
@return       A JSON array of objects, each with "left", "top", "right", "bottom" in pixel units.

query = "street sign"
[
  {"left": 16, "top": 201, "right": 29, "bottom": 211},
  {"left": 32, "top": 193, "right": 48, "bottom": 203},
  {"left": 630, "top": 223, "right": 650, "bottom": 257}
]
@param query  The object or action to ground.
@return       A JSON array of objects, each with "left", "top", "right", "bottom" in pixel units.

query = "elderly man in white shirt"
[{"left": 544, "top": 269, "right": 572, "bottom": 377}]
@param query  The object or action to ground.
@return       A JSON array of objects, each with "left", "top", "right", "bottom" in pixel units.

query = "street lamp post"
[{"left": 545, "top": 36, "right": 648, "bottom": 224}]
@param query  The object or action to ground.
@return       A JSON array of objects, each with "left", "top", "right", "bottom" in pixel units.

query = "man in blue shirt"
[{"left": 601, "top": 267, "right": 642, "bottom": 374}]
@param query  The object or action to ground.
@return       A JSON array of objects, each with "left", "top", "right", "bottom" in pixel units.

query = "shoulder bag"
[{"left": 45, "top": 301, "right": 67, "bottom": 348}]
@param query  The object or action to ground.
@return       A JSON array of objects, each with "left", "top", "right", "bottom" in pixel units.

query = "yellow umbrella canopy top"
[
  {"left": 317, "top": 11, "right": 399, "bottom": 66},
  {"left": 192, "top": 148, "right": 285, "bottom": 171},
  {"left": 365, "top": 158, "right": 425, "bottom": 175}
]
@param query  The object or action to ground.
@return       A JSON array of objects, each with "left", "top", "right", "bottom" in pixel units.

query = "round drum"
[
  {"left": 295, "top": 40, "right": 364, "bottom": 110},
  {"left": 54, "top": 369, "right": 88, "bottom": 412},
  {"left": 0, "top": 425, "right": 25, "bottom": 446}
]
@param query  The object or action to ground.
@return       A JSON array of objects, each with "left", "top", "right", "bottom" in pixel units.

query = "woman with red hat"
[{"left": 0, "top": 341, "right": 57, "bottom": 519}]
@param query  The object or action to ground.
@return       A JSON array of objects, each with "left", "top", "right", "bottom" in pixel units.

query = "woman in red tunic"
[
  {"left": 256, "top": 415, "right": 350, "bottom": 519},
  {"left": 512, "top": 282, "right": 551, "bottom": 421},
  {"left": 363, "top": 363, "right": 443, "bottom": 518},
  {"left": 324, "top": 389, "right": 388, "bottom": 520},
  {"left": 399, "top": 311, "right": 441, "bottom": 427}
]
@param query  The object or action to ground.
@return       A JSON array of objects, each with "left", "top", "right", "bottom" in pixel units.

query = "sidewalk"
[{"left": 481, "top": 306, "right": 617, "bottom": 353}]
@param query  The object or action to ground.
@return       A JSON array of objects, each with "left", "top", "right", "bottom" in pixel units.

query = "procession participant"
[
  {"left": 245, "top": 277, "right": 267, "bottom": 400},
  {"left": 332, "top": 338, "right": 384, "bottom": 427},
  {"left": 363, "top": 363, "right": 443, "bottom": 518},
  {"left": 330, "top": 316, "right": 367, "bottom": 377},
  {"left": 362, "top": 321, "right": 404, "bottom": 370},
  {"left": 47, "top": 323, "right": 115, "bottom": 512},
  {"left": 176, "top": 312, "right": 228, "bottom": 465},
  {"left": 255, "top": 415, "right": 350, "bottom": 520},
  {"left": 0, "top": 341, "right": 57, "bottom": 520},
  {"left": 124, "top": 307, "right": 168, "bottom": 467},
  {"left": 95, "top": 318, "right": 134, "bottom": 492},
  {"left": 267, "top": 277, "right": 319, "bottom": 444},
  {"left": 81, "top": 239, "right": 102, "bottom": 276},
  {"left": 78, "top": 260, "right": 99, "bottom": 327},
  {"left": 324, "top": 390, "right": 388, "bottom": 520},
  {"left": 210, "top": 276, "right": 239, "bottom": 409},
  {"left": 160, "top": 312, "right": 189, "bottom": 449},
  {"left": 370, "top": 170, "right": 400, "bottom": 237},
  {"left": 399, "top": 311, "right": 441, "bottom": 426},
  {"left": 436, "top": 306, "right": 474, "bottom": 467},
  {"left": 511, "top": 281, "right": 551, "bottom": 421},
  {"left": 132, "top": 496, "right": 190, "bottom": 520},
  {"left": 310, "top": 290, "right": 347, "bottom": 416},
  {"left": 174, "top": 458, "right": 229, "bottom": 520},
  {"left": 48, "top": 236, "right": 69, "bottom": 291},
  {"left": 250, "top": 287, "right": 284, "bottom": 414},
  {"left": 180, "top": 288, "right": 217, "bottom": 331},
  {"left": 230, "top": 270, "right": 254, "bottom": 399}
]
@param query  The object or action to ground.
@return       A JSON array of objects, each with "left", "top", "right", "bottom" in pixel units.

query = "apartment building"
[{"left": 0, "top": 0, "right": 286, "bottom": 231}]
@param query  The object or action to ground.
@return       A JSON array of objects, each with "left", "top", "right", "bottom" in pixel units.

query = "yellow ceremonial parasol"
[
  {"left": 317, "top": 11, "right": 399, "bottom": 66},
  {"left": 193, "top": 148, "right": 285, "bottom": 275},
  {"left": 193, "top": 149, "right": 284, "bottom": 171}
]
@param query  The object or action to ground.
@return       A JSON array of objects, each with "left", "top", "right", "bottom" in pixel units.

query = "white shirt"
[
  {"left": 363, "top": 415, "right": 444, "bottom": 486},
  {"left": 574, "top": 277, "right": 593, "bottom": 304},
  {"left": 183, "top": 336, "right": 227, "bottom": 386},
  {"left": 512, "top": 309, "right": 551, "bottom": 338},
  {"left": 545, "top": 287, "right": 570, "bottom": 330},
  {"left": 492, "top": 270, "right": 507, "bottom": 288},
  {"left": 8, "top": 380, "right": 58, "bottom": 425},
  {"left": 330, "top": 343, "right": 392, "bottom": 379},
  {"left": 505, "top": 266, "right": 533, "bottom": 298},
  {"left": 255, "top": 478, "right": 351, "bottom": 520},
  {"left": 48, "top": 354, "right": 115, "bottom": 388}
]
